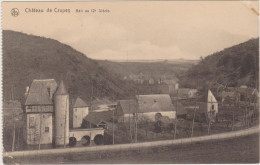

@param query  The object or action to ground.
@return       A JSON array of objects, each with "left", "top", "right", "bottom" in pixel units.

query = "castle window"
[
  {"left": 45, "top": 127, "right": 49, "bottom": 133},
  {"left": 29, "top": 117, "right": 35, "bottom": 128},
  {"left": 212, "top": 105, "right": 214, "bottom": 110}
]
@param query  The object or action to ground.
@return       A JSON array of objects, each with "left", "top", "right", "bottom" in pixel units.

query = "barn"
[{"left": 137, "top": 94, "right": 176, "bottom": 122}]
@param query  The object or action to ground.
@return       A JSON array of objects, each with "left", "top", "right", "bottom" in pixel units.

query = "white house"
[
  {"left": 137, "top": 94, "right": 176, "bottom": 121},
  {"left": 116, "top": 94, "right": 176, "bottom": 122},
  {"left": 197, "top": 90, "right": 218, "bottom": 122},
  {"left": 72, "top": 97, "right": 89, "bottom": 128}
]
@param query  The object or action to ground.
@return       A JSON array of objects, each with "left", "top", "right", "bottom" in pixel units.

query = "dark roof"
[
  {"left": 137, "top": 94, "right": 174, "bottom": 113},
  {"left": 25, "top": 79, "right": 57, "bottom": 105},
  {"left": 55, "top": 80, "right": 68, "bottom": 95},
  {"left": 196, "top": 90, "right": 217, "bottom": 103},
  {"left": 84, "top": 111, "right": 112, "bottom": 125},
  {"left": 117, "top": 99, "right": 137, "bottom": 115},
  {"left": 73, "top": 97, "right": 88, "bottom": 108}
]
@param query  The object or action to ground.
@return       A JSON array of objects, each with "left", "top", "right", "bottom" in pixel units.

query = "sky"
[{"left": 2, "top": 1, "right": 259, "bottom": 60}]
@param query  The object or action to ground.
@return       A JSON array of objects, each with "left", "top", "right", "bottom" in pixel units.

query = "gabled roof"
[
  {"left": 197, "top": 90, "right": 217, "bottom": 103},
  {"left": 137, "top": 94, "right": 174, "bottom": 113},
  {"left": 84, "top": 111, "right": 112, "bottom": 126},
  {"left": 73, "top": 97, "right": 88, "bottom": 108},
  {"left": 207, "top": 90, "right": 217, "bottom": 103},
  {"left": 25, "top": 79, "right": 57, "bottom": 105},
  {"left": 55, "top": 80, "right": 68, "bottom": 95},
  {"left": 117, "top": 99, "right": 137, "bottom": 115},
  {"left": 177, "top": 88, "right": 193, "bottom": 98}
]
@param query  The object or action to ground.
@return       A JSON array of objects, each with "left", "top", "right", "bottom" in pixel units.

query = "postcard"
[{"left": 2, "top": 1, "right": 259, "bottom": 164}]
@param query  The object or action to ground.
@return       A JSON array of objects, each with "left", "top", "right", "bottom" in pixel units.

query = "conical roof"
[
  {"left": 55, "top": 80, "right": 68, "bottom": 95},
  {"left": 73, "top": 97, "right": 88, "bottom": 108}
]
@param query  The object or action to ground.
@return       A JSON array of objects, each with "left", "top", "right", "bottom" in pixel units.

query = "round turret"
[{"left": 54, "top": 80, "right": 69, "bottom": 146}]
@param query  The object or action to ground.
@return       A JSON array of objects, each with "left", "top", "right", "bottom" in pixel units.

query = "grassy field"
[{"left": 7, "top": 133, "right": 259, "bottom": 164}]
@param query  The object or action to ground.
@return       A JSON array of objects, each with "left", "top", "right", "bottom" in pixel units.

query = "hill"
[
  {"left": 178, "top": 38, "right": 259, "bottom": 89},
  {"left": 97, "top": 59, "right": 197, "bottom": 81},
  {"left": 2, "top": 30, "right": 137, "bottom": 104}
]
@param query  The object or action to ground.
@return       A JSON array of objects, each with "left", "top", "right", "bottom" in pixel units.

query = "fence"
[{"left": 3, "top": 126, "right": 259, "bottom": 158}]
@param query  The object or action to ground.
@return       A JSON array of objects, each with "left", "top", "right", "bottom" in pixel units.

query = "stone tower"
[{"left": 54, "top": 80, "right": 69, "bottom": 145}]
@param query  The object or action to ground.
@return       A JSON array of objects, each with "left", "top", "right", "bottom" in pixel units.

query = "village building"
[
  {"left": 224, "top": 87, "right": 259, "bottom": 106},
  {"left": 116, "top": 94, "right": 176, "bottom": 122},
  {"left": 72, "top": 97, "right": 89, "bottom": 129},
  {"left": 116, "top": 99, "right": 138, "bottom": 122},
  {"left": 82, "top": 111, "right": 112, "bottom": 129},
  {"left": 137, "top": 94, "right": 176, "bottom": 121},
  {"left": 221, "top": 91, "right": 239, "bottom": 106},
  {"left": 197, "top": 90, "right": 218, "bottom": 122},
  {"left": 24, "top": 79, "right": 57, "bottom": 145},
  {"left": 177, "top": 88, "right": 198, "bottom": 99}
]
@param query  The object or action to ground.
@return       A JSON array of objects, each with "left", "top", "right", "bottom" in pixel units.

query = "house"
[
  {"left": 72, "top": 97, "right": 89, "bottom": 129},
  {"left": 225, "top": 87, "right": 259, "bottom": 105},
  {"left": 221, "top": 91, "right": 239, "bottom": 106},
  {"left": 24, "top": 79, "right": 58, "bottom": 145},
  {"left": 197, "top": 90, "right": 218, "bottom": 122},
  {"left": 82, "top": 111, "right": 113, "bottom": 129},
  {"left": 116, "top": 99, "right": 138, "bottom": 122},
  {"left": 137, "top": 94, "right": 176, "bottom": 122},
  {"left": 116, "top": 94, "right": 176, "bottom": 122},
  {"left": 177, "top": 88, "right": 197, "bottom": 99}
]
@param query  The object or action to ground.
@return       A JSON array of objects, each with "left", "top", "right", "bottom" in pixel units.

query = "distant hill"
[
  {"left": 3, "top": 30, "right": 137, "bottom": 103},
  {"left": 178, "top": 38, "right": 259, "bottom": 89},
  {"left": 97, "top": 59, "right": 196, "bottom": 81}
]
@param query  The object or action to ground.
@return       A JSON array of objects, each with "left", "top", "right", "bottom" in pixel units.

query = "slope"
[
  {"left": 178, "top": 38, "right": 259, "bottom": 89},
  {"left": 2, "top": 30, "right": 137, "bottom": 103}
]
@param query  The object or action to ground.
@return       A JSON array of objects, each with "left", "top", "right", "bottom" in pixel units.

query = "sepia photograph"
[{"left": 1, "top": 1, "right": 259, "bottom": 164}]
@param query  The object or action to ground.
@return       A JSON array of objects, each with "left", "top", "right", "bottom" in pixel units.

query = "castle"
[{"left": 24, "top": 79, "right": 104, "bottom": 146}]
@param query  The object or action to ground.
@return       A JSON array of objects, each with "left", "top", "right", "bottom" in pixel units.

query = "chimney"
[{"left": 24, "top": 86, "right": 29, "bottom": 97}]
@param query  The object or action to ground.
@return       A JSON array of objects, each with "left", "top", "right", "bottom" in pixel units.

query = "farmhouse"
[
  {"left": 137, "top": 94, "right": 176, "bottom": 121},
  {"left": 197, "top": 90, "right": 218, "bottom": 122}
]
